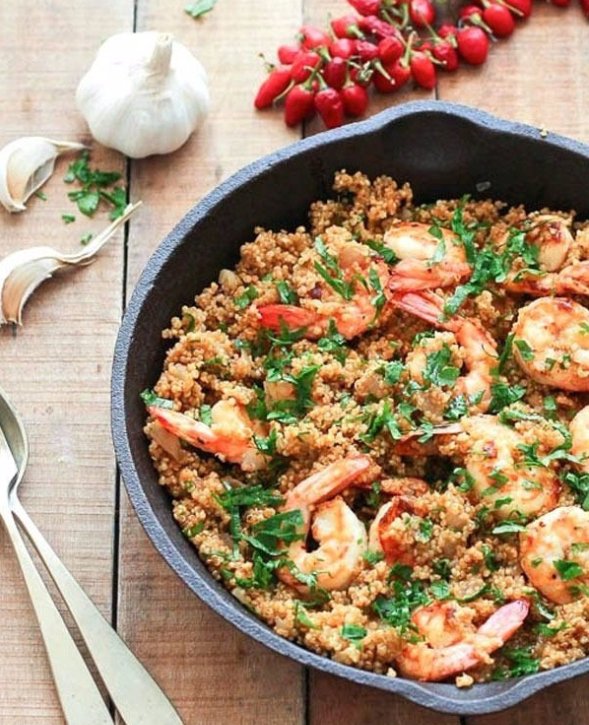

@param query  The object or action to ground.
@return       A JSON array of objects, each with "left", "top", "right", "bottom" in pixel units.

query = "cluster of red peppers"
[{"left": 255, "top": 0, "right": 588, "bottom": 129}]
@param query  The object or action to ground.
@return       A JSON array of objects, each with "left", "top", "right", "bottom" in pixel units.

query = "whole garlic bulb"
[{"left": 76, "top": 32, "right": 210, "bottom": 159}]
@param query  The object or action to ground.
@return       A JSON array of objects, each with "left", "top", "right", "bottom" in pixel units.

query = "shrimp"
[
  {"left": 278, "top": 455, "right": 372, "bottom": 593},
  {"left": 512, "top": 297, "right": 589, "bottom": 391},
  {"left": 396, "top": 599, "right": 530, "bottom": 682},
  {"left": 366, "top": 478, "right": 429, "bottom": 565},
  {"left": 148, "top": 399, "right": 266, "bottom": 471},
  {"left": 520, "top": 506, "right": 589, "bottom": 604},
  {"left": 257, "top": 238, "right": 390, "bottom": 340},
  {"left": 501, "top": 216, "right": 588, "bottom": 296},
  {"left": 391, "top": 290, "right": 498, "bottom": 412},
  {"left": 384, "top": 222, "right": 471, "bottom": 291},
  {"left": 570, "top": 405, "right": 589, "bottom": 474},
  {"left": 457, "top": 415, "right": 561, "bottom": 520}
]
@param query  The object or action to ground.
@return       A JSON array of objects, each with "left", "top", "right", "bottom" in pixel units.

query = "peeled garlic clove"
[
  {"left": 0, "top": 137, "right": 86, "bottom": 213},
  {"left": 0, "top": 201, "right": 141, "bottom": 325}
]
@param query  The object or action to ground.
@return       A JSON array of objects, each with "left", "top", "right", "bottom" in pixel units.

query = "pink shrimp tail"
[
  {"left": 149, "top": 407, "right": 215, "bottom": 446},
  {"left": 388, "top": 261, "right": 471, "bottom": 292},
  {"left": 476, "top": 599, "right": 530, "bottom": 644},
  {"left": 257, "top": 304, "right": 317, "bottom": 331},
  {"left": 285, "top": 455, "right": 372, "bottom": 509},
  {"left": 390, "top": 290, "right": 459, "bottom": 331}
]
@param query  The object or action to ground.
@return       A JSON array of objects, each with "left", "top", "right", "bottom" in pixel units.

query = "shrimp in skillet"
[
  {"left": 366, "top": 478, "right": 429, "bottom": 565},
  {"left": 512, "top": 297, "right": 589, "bottom": 391},
  {"left": 148, "top": 399, "right": 266, "bottom": 471},
  {"left": 455, "top": 415, "right": 561, "bottom": 520},
  {"left": 520, "top": 506, "right": 589, "bottom": 604},
  {"left": 257, "top": 237, "right": 390, "bottom": 340},
  {"left": 278, "top": 455, "right": 372, "bottom": 594},
  {"left": 396, "top": 599, "right": 530, "bottom": 682},
  {"left": 391, "top": 290, "right": 498, "bottom": 413},
  {"left": 384, "top": 222, "right": 471, "bottom": 292}
]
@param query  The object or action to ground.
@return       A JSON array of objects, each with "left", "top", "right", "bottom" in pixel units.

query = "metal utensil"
[
  {"left": 0, "top": 386, "right": 184, "bottom": 725},
  {"left": 0, "top": 418, "right": 113, "bottom": 723}
]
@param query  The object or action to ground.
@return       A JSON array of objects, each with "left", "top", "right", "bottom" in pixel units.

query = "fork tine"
[{"left": 0, "top": 425, "right": 18, "bottom": 489}]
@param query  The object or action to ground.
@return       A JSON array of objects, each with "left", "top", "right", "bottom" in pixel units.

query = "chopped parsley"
[
  {"left": 364, "top": 549, "right": 384, "bottom": 565},
  {"left": 64, "top": 150, "right": 126, "bottom": 219},
  {"left": 372, "top": 565, "right": 430, "bottom": 633},
  {"left": 379, "top": 359, "right": 404, "bottom": 385},
  {"left": 368, "top": 267, "right": 386, "bottom": 316},
  {"left": 495, "top": 333, "right": 515, "bottom": 375},
  {"left": 492, "top": 521, "right": 526, "bottom": 535},
  {"left": 235, "top": 285, "right": 259, "bottom": 309},
  {"left": 217, "top": 484, "right": 283, "bottom": 511},
  {"left": 182, "top": 522, "right": 205, "bottom": 538},
  {"left": 418, "top": 518, "right": 434, "bottom": 542},
  {"left": 514, "top": 339, "right": 534, "bottom": 361},
  {"left": 140, "top": 389, "right": 174, "bottom": 409},
  {"left": 317, "top": 320, "right": 347, "bottom": 363},
  {"left": 314, "top": 237, "right": 354, "bottom": 300},
  {"left": 561, "top": 470, "right": 589, "bottom": 510},
  {"left": 488, "top": 382, "right": 526, "bottom": 413},
  {"left": 198, "top": 404, "right": 213, "bottom": 425},
  {"left": 241, "top": 510, "right": 304, "bottom": 557},
  {"left": 444, "top": 394, "right": 469, "bottom": 421},
  {"left": 185, "top": 0, "right": 217, "bottom": 18},
  {"left": 423, "top": 346, "right": 460, "bottom": 388},
  {"left": 62, "top": 213, "right": 76, "bottom": 224},
  {"left": 430, "top": 580, "right": 451, "bottom": 600},
  {"left": 360, "top": 400, "right": 402, "bottom": 444},
  {"left": 535, "top": 621, "right": 567, "bottom": 637},
  {"left": 365, "top": 238, "right": 398, "bottom": 264},
  {"left": 492, "top": 646, "right": 540, "bottom": 680},
  {"left": 553, "top": 559, "right": 584, "bottom": 581},
  {"left": 275, "top": 280, "right": 299, "bottom": 305},
  {"left": 295, "top": 601, "right": 318, "bottom": 629},
  {"left": 482, "top": 543, "right": 500, "bottom": 572},
  {"left": 341, "top": 623, "right": 367, "bottom": 642}
]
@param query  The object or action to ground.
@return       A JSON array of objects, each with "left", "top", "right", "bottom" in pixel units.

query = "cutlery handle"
[
  {"left": 12, "top": 500, "right": 184, "bottom": 725},
  {"left": 0, "top": 506, "right": 113, "bottom": 725}
]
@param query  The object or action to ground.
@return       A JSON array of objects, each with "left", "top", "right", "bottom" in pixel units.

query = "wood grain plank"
[
  {"left": 0, "top": 0, "right": 133, "bottom": 722},
  {"left": 118, "top": 2, "right": 305, "bottom": 724},
  {"left": 301, "top": 0, "right": 455, "bottom": 722},
  {"left": 437, "top": 5, "right": 589, "bottom": 725}
]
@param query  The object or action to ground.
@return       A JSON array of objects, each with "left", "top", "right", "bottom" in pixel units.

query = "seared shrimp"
[
  {"left": 457, "top": 416, "right": 561, "bottom": 520},
  {"left": 396, "top": 599, "right": 530, "bottom": 682},
  {"left": 520, "top": 506, "right": 589, "bottom": 604},
  {"left": 148, "top": 400, "right": 266, "bottom": 471},
  {"left": 570, "top": 405, "right": 589, "bottom": 475},
  {"left": 384, "top": 222, "right": 471, "bottom": 292},
  {"left": 505, "top": 261, "right": 589, "bottom": 297},
  {"left": 278, "top": 455, "right": 371, "bottom": 593},
  {"left": 258, "top": 238, "right": 390, "bottom": 340},
  {"left": 512, "top": 297, "right": 589, "bottom": 391},
  {"left": 366, "top": 478, "right": 429, "bottom": 565},
  {"left": 391, "top": 290, "right": 498, "bottom": 412}
]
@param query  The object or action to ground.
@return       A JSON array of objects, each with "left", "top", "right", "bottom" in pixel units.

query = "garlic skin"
[
  {"left": 0, "top": 137, "right": 85, "bottom": 213},
  {"left": 0, "top": 202, "right": 141, "bottom": 325},
  {"left": 76, "top": 32, "right": 210, "bottom": 159}
]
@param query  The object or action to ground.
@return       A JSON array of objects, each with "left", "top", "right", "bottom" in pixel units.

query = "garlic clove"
[
  {"left": 0, "top": 201, "right": 141, "bottom": 325},
  {"left": 76, "top": 31, "right": 210, "bottom": 159},
  {"left": 0, "top": 137, "right": 86, "bottom": 213}
]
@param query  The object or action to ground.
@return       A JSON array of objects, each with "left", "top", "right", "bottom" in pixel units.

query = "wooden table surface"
[{"left": 1, "top": 1, "right": 588, "bottom": 723}]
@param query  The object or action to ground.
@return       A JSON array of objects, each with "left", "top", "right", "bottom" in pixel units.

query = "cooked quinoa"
[{"left": 144, "top": 171, "right": 589, "bottom": 685}]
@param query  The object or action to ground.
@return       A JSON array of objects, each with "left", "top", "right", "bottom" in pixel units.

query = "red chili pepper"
[
  {"left": 456, "top": 26, "right": 490, "bottom": 65},
  {"left": 349, "top": 65, "right": 373, "bottom": 87},
  {"left": 348, "top": 0, "right": 382, "bottom": 15},
  {"left": 459, "top": 4, "right": 483, "bottom": 19},
  {"left": 550, "top": 0, "right": 571, "bottom": 6},
  {"left": 581, "top": 0, "right": 589, "bottom": 17},
  {"left": 358, "top": 15, "right": 397, "bottom": 38},
  {"left": 378, "top": 36, "right": 404, "bottom": 64},
  {"left": 482, "top": 3, "right": 516, "bottom": 36},
  {"left": 284, "top": 84, "right": 316, "bottom": 127},
  {"left": 503, "top": 0, "right": 532, "bottom": 17},
  {"left": 355, "top": 40, "right": 380, "bottom": 61},
  {"left": 409, "top": 0, "right": 436, "bottom": 27},
  {"left": 438, "top": 23, "right": 458, "bottom": 39},
  {"left": 330, "top": 38, "right": 357, "bottom": 58},
  {"left": 331, "top": 14, "right": 364, "bottom": 39},
  {"left": 277, "top": 43, "right": 300, "bottom": 65},
  {"left": 299, "top": 25, "right": 331, "bottom": 50},
  {"left": 410, "top": 52, "right": 437, "bottom": 89},
  {"left": 373, "top": 60, "right": 411, "bottom": 93},
  {"left": 314, "top": 88, "right": 345, "bottom": 129},
  {"left": 254, "top": 66, "right": 293, "bottom": 110},
  {"left": 341, "top": 83, "right": 369, "bottom": 117},
  {"left": 323, "top": 57, "right": 348, "bottom": 89},
  {"left": 290, "top": 51, "right": 321, "bottom": 83},
  {"left": 432, "top": 41, "right": 459, "bottom": 71}
]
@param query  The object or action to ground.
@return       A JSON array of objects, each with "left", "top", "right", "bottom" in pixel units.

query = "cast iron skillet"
[{"left": 111, "top": 101, "right": 589, "bottom": 715}]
